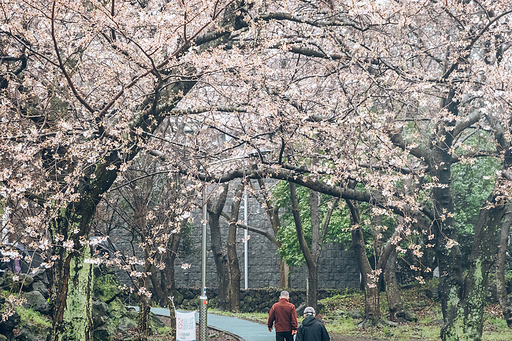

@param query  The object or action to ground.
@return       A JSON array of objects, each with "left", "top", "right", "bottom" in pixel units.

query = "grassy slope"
[{"left": 212, "top": 281, "right": 512, "bottom": 340}]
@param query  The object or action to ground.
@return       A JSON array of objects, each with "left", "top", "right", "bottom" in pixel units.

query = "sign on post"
[{"left": 176, "top": 311, "right": 196, "bottom": 341}]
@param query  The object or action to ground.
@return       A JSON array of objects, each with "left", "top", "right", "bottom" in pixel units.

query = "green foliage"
[
  {"left": 271, "top": 181, "right": 353, "bottom": 267},
  {"left": 15, "top": 305, "right": 52, "bottom": 335},
  {"left": 93, "top": 270, "right": 121, "bottom": 303},
  {"left": 451, "top": 157, "right": 500, "bottom": 234},
  {"left": 178, "top": 221, "right": 196, "bottom": 256}
]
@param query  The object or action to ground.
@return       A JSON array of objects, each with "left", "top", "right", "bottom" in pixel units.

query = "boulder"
[
  {"left": 0, "top": 311, "right": 20, "bottom": 339},
  {"left": 92, "top": 300, "right": 110, "bottom": 328},
  {"left": 3, "top": 273, "right": 34, "bottom": 292},
  {"left": 14, "top": 328, "right": 40, "bottom": 341},
  {"left": 92, "top": 326, "right": 112, "bottom": 341},
  {"left": 118, "top": 316, "right": 137, "bottom": 333},
  {"left": 23, "top": 291, "right": 50, "bottom": 315},
  {"left": 30, "top": 269, "right": 48, "bottom": 286},
  {"left": 31, "top": 282, "right": 48, "bottom": 299}
]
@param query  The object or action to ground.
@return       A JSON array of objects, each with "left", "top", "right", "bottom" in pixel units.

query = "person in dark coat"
[
  {"left": 296, "top": 307, "right": 330, "bottom": 341},
  {"left": 268, "top": 290, "right": 298, "bottom": 341}
]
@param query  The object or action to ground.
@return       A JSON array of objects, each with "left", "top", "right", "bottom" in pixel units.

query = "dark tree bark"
[
  {"left": 227, "top": 183, "right": 244, "bottom": 312},
  {"left": 497, "top": 203, "right": 512, "bottom": 327},
  {"left": 346, "top": 199, "right": 381, "bottom": 325},
  {"left": 208, "top": 184, "right": 230, "bottom": 310},
  {"left": 384, "top": 251, "right": 404, "bottom": 322},
  {"left": 256, "top": 178, "right": 290, "bottom": 288},
  {"left": 289, "top": 182, "right": 338, "bottom": 312},
  {"left": 463, "top": 191, "right": 507, "bottom": 339}
]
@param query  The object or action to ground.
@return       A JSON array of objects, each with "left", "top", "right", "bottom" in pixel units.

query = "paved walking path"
[{"left": 131, "top": 307, "right": 275, "bottom": 341}]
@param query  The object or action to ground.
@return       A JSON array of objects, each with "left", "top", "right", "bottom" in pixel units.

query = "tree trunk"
[
  {"left": 289, "top": 183, "right": 318, "bottom": 312},
  {"left": 149, "top": 265, "right": 166, "bottom": 306},
  {"left": 279, "top": 260, "right": 290, "bottom": 289},
  {"left": 136, "top": 245, "right": 153, "bottom": 341},
  {"left": 256, "top": 178, "right": 289, "bottom": 289},
  {"left": 208, "top": 184, "right": 230, "bottom": 310},
  {"left": 463, "top": 192, "right": 507, "bottom": 339},
  {"left": 163, "top": 230, "right": 182, "bottom": 340},
  {"left": 136, "top": 294, "right": 152, "bottom": 341},
  {"left": 428, "top": 95, "right": 465, "bottom": 341},
  {"left": 48, "top": 246, "right": 94, "bottom": 341},
  {"left": 227, "top": 183, "right": 243, "bottom": 312},
  {"left": 346, "top": 199, "right": 381, "bottom": 325},
  {"left": 384, "top": 251, "right": 404, "bottom": 322},
  {"left": 48, "top": 200, "right": 103, "bottom": 341},
  {"left": 497, "top": 203, "right": 512, "bottom": 327}
]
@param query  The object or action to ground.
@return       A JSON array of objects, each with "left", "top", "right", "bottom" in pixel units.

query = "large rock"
[
  {"left": 92, "top": 300, "right": 110, "bottom": 328},
  {"left": 14, "top": 328, "right": 40, "bottom": 341},
  {"left": 31, "top": 282, "right": 48, "bottom": 299},
  {"left": 92, "top": 326, "right": 112, "bottom": 341},
  {"left": 23, "top": 291, "right": 50, "bottom": 315},
  {"left": 3, "top": 273, "right": 34, "bottom": 292},
  {"left": 118, "top": 316, "right": 137, "bottom": 333},
  {"left": 0, "top": 311, "right": 20, "bottom": 339},
  {"left": 30, "top": 269, "right": 48, "bottom": 286}
]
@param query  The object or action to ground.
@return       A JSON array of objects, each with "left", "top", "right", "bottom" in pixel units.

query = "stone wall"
[
  {"left": 172, "top": 287, "right": 352, "bottom": 313},
  {"left": 111, "top": 182, "right": 361, "bottom": 290},
  {"left": 172, "top": 188, "right": 361, "bottom": 290}
]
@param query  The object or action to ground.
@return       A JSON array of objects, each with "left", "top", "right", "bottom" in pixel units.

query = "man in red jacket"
[{"left": 268, "top": 291, "right": 298, "bottom": 341}]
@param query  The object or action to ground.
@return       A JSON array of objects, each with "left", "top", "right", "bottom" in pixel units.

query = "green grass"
[
  {"left": 15, "top": 306, "right": 52, "bottom": 335},
  {"left": 211, "top": 282, "right": 512, "bottom": 341}
]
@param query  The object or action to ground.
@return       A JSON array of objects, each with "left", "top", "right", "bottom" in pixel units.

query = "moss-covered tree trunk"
[
  {"left": 462, "top": 192, "right": 506, "bottom": 339},
  {"left": 48, "top": 198, "right": 105, "bottom": 341}
]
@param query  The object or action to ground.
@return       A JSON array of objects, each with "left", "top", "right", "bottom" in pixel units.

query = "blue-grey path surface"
[{"left": 145, "top": 307, "right": 275, "bottom": 341}]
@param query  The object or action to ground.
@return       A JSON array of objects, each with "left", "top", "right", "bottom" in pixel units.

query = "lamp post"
[
  {"left": 199, "top": 186, "right": 208, "bottom": 341},
  {"left": 243, "top": 188, "right": 248, "bottom": 290},
  {"left": 197, "top": 149, "right": 270, "bottom": 339}
]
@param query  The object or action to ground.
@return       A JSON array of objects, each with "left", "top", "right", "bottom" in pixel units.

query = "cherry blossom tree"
[{"left": 0, "top": 0, "right": 254, "bottom": 339}]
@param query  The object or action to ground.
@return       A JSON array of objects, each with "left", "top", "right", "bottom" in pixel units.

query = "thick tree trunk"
[
  {"left": 384, "top": 251, "right": 404, "bottom": 322},
  {"left": 463, "top": 192, "right": 506, "bottom": 339},
  {"left": 307, "top": 264, "right": 318, "bottom": 310},
  {"left": 497, "top": 203, "right": 512, "bottom": 327},
  {"left": 208, "top": 184, "right": 230, "bottom": 310},
  {"left": 48, "top": 200, "right": 102, "bottom": 341},
  {"left": 149, "top": 266, "right": 166, "bottom": 306},
  {"left": 48, "top": 247, "right": 94, "bottom": 341},
  {"left": 346, "top": 199, "right": 381, "bottom": 325},
  {"left": 428, "top": 96, "right": 465, "bottom": 341},
  {"left": 227, "top": 183, "right": 243, "bottom": 312}
]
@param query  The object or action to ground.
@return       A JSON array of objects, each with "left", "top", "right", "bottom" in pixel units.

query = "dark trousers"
[{"left": 276, "top": 331, "right": 293, "bottom": 341}]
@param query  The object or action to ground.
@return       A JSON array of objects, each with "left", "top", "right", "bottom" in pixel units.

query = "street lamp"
[
  {"left": 199, "top": 186, "right": 208, "bottom": 341},
  {"left": 197, "top": 148, "right": 271, "bottom": 340},
  {"left": 243, "top": 188, "right": 248, "bottom": 290}
]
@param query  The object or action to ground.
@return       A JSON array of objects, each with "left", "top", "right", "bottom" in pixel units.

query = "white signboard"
[{"left": 176, "top": 311, "right": 196, "bottom": 341}]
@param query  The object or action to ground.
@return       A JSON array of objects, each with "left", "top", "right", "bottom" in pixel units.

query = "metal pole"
[
  {"left": 244, "top": 188, "right": 248, "bottom": 290},
  {"left": 199, "top": 186, "right": 208, "bottom": 341}
]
